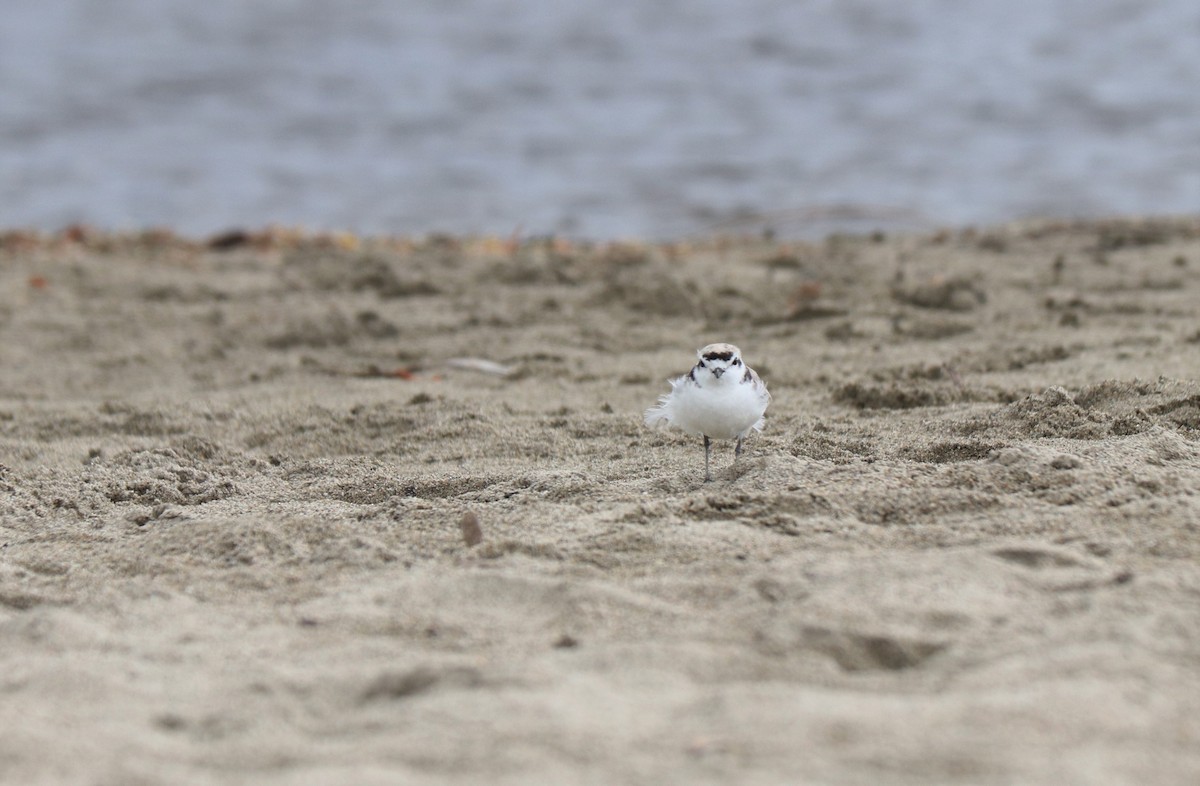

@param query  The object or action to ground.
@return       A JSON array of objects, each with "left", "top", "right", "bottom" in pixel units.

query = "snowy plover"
[{"left": 644, "top": 343, "right": 771, "bottom": 482}]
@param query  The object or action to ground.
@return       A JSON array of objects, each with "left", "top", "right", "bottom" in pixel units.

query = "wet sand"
[{"left": 2, "top": 219, "right": 1200, "bottom": 784}]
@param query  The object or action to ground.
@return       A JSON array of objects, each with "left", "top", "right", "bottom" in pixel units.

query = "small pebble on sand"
[{"left": 460, "top": 511, "right": 483, "bottom": 547}]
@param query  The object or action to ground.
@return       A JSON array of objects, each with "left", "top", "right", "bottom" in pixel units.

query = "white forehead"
[{"left": 698, "top": 343, "right": 741, "bottom": 358}]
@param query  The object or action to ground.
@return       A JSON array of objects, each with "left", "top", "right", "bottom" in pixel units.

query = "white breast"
[{"left": 664, "top": 374, "right": 767, "bottom": 440}]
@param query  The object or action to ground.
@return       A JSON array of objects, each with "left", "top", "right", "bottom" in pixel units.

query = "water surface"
[{"left": 2, "top": 0, "right": 1198, "bottom": 238}]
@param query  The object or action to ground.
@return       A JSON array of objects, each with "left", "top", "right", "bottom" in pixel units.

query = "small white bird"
[{"left": 644, "top": 343, "right": 771, "bottom": 482}]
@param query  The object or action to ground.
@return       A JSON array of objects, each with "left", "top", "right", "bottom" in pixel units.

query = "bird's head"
[{"left": 694, "top": 343, "right": 743, "bottom": 381}]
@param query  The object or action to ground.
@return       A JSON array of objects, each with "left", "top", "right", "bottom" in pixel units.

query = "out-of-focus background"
[{"left": 2, "top": 0, "right": 1198, "bottom": 239}]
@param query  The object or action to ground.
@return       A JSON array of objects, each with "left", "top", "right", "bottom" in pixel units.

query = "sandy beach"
[{"left": 2, "top": 219, "right": 1200, "bottom": 784}]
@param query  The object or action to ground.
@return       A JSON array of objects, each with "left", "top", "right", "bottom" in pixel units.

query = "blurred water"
[{"left": 1, "top": 0, "right": 1198, "bottom": 239}]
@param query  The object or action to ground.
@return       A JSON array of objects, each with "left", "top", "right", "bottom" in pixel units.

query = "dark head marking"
[
  {"left": 702, "top": 350, "right": 734, "bottom": 362},
  {"left": 742, "top": 367, "right": 752, "bottom": 383}
]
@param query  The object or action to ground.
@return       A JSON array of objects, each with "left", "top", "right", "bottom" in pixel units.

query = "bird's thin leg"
[
  {"left": 735, "top": 436, "right": 744, "bottom": 459},
  {"left": 703, "top": 436, "right": 712, "bottom": 482}
]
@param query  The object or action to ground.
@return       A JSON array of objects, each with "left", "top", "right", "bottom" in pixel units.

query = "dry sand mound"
[{"left": 2, "top": 219, "right": 1200, "bottom": 784}]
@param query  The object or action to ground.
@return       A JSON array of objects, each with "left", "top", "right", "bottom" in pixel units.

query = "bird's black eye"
[{"left": 733, "top": 358, "right": 741, "bottom": 366}]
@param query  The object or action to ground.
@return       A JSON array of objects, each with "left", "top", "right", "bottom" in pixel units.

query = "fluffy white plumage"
[{"left": 644, "top": 343, "right": 770, "bottom": 481}]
